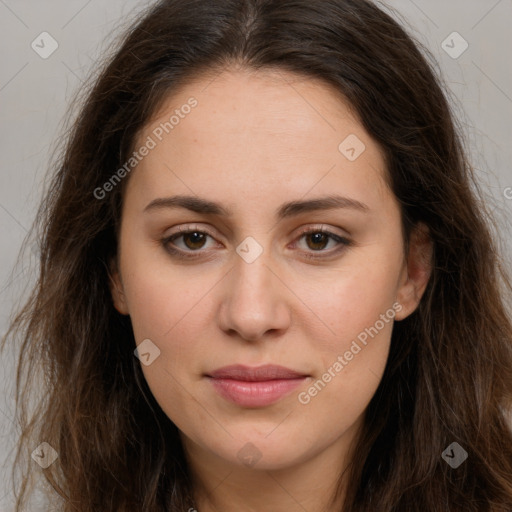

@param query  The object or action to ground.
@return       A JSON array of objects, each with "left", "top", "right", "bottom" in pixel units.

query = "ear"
[
  {"left": 394, "top": 222, "right": 433, "bottom": 321},
  {"left": 108, "top": 257, "right": 130, "bottom": 315}
]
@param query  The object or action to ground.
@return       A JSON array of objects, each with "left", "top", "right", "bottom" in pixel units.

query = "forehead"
[{"left": 127, "top": 68, "right": 391, "bottom": 214}]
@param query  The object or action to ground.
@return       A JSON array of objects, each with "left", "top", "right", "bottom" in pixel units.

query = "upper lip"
[{"left": 207, "top": 364, "right": 308, "bottom": 382}]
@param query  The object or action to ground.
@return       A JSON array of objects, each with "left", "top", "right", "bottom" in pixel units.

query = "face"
[{"left": 110, "top": 67, "right": 431, "bottom": 473}]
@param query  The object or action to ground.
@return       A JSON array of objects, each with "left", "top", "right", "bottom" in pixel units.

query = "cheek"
[
  {"left": 295, "top": 264, "right": 399, "bottom": 437},
  {"left": 301, "top": 245, "right": 403, "bottom": 352},
  {"left": 120, "top": 246, "right": 220, "bottom": 378},
  {"left": 119, "top": 232, "right": 209, "bottom": 341},
  {"left": 121, "top": 261, "right": 213, "bottom": 431},
  {"left": 294, "top": 246, "right": 403, "bottom": 417}
]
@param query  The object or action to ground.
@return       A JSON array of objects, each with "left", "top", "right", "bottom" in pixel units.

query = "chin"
[{"left": 210, "top": 431, "right": 315, "bottom": 471}]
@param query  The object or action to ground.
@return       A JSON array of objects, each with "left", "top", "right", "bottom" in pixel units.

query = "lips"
[
  {"left": 206, "top": 364, "right": 309, "bottom": 407},
  {"left": 208, "top": 364, "right": 306, "bottom": 381}
]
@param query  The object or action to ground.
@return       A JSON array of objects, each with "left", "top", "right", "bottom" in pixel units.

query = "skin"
[{"left": 110, "top": 67, "right": 432, "bottom": 512}]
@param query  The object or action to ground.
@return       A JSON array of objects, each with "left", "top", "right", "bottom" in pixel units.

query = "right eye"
[{"left": 161, "top": 225, "right": 220, "bottom": 259}]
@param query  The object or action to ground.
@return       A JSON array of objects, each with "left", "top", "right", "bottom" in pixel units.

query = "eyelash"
[{"left": 161, "top": 225, "right": 352, "bottom": 261}]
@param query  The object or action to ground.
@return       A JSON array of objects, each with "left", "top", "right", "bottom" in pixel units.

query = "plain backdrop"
[{"left": 0, "top": 0, "right": 511, "bottom": 509}]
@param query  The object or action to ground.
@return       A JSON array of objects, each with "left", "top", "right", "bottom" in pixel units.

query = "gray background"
[{"left": 0, "top": 0, "right": 511, "bottom": 509}]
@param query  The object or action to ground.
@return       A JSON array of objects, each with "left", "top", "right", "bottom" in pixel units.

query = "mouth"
[{"left": 205, "top": 364, "right": 309, "bottom": 408}]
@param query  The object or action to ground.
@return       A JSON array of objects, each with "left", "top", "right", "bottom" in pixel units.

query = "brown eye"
[
  {"left": 161, "top": 225, "right": 352, "bottom": 261},
  {"left": 179, "top": 231, "right": 207, "bottom": 250},
  {"left": 295, "top": 227, "right": 352, "bottom": 260},
  {"left": 304, "top": 232, "right": 330, "bottom": 251},
  {"left": 162, "top": 227, "right": 217, "bottom": 259}
]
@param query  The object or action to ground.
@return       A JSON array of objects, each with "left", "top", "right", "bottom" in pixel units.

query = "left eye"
[
  {"left": 162, "top": 226, "right": 351, "bottom": 259},
  {"left": 296, "top": 229, "right": 347, "bottom": 252}
]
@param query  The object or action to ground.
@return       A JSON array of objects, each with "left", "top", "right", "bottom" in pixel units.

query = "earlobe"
[
  {"left": 108, "top": 258, "right": 130, "bottom": 315},
  {"left": 394, "top": 222, "right": 433, "bottom": 321}
]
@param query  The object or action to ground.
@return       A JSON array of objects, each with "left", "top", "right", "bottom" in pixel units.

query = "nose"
[{"left": 217, "top": 251, "right": 291, "bottom": 342}]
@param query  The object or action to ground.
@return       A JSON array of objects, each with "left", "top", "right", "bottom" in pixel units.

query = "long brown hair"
[{"left": 3, "top": 0, "right": 512, "bottom": 510}]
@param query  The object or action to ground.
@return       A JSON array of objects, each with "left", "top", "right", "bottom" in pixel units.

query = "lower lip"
[{"left": 208, "top": 377, "right": 307, "bottom": 407}]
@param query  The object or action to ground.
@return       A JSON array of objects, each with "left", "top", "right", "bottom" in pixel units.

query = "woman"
[{"left": 3, "top": 0, "right": 512, "bottom": 510}]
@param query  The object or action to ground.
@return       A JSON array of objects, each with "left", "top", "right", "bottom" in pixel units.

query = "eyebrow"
[{"left": 144, "top": 194, "right": 370, "bottom": 219}]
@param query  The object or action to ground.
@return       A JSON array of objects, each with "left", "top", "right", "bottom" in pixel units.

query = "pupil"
[
  {"left": 309, "top": 232, "right": 327, "bottom": 250},
  {"left": 185, "top": 232, "right": 205, "bottom": 249}
]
